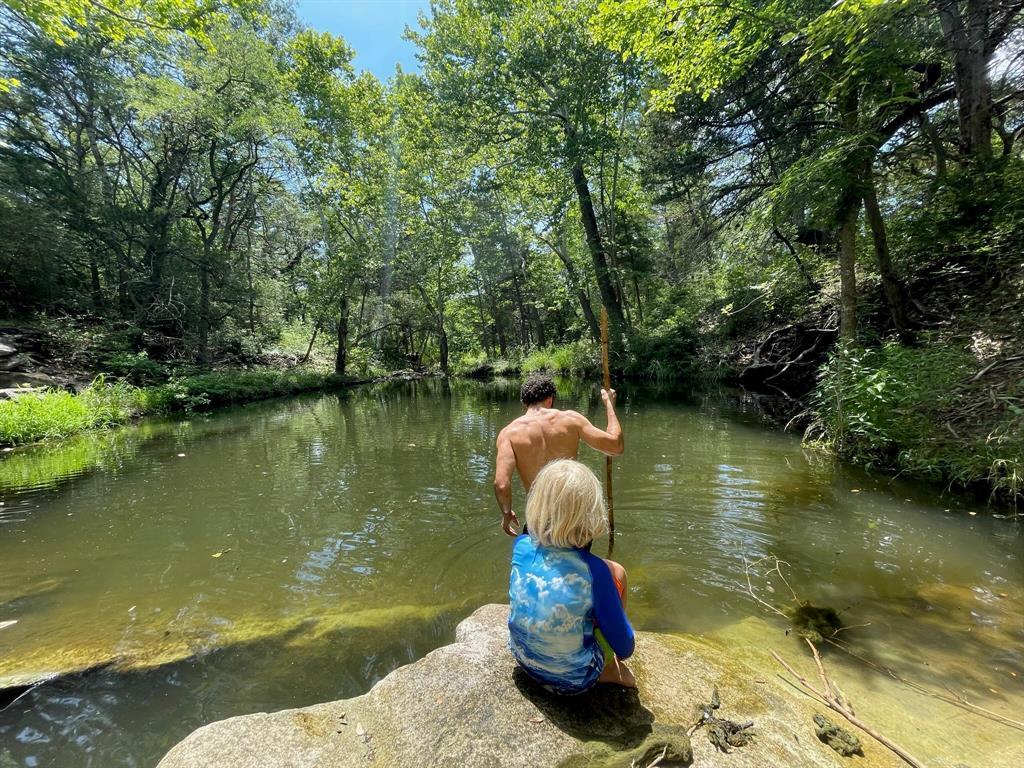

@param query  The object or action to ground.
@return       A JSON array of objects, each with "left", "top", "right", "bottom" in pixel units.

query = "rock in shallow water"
[{"left": 157, "top": 604, "right": 907, "bottom": 768}]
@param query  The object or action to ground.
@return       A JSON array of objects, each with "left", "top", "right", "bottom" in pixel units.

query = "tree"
[
  {"left": 930, "top": 0, "right": 1024, "bottom": 160},
  {"left": 596, "top": 0, "right": 955, "bottom": 343},
  {"left": 290, "top": 29, "right": 391, "bottom": 375},
  {"left": 1, "top": 0, "right": 262, "bottom": 91},
  {"left": 413, "top": 0, "right": 645, "bottom": 336}
]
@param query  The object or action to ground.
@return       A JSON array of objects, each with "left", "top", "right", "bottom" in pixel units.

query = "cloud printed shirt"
[{"left": 508, "top": 534, "right": 634, "bottom": 695}]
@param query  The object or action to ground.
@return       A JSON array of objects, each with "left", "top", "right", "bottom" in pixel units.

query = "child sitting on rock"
[{"left": 508, "top": 459, "right": 635, "bottom": 694}]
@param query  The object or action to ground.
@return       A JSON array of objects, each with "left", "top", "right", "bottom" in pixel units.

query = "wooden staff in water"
[{"left": 600, "top": 307, "right": 615, "bottom": 540}]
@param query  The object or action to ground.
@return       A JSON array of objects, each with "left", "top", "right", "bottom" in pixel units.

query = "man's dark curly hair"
[{"left": 520, "top": 373, "right": 556, "bottom": 405}]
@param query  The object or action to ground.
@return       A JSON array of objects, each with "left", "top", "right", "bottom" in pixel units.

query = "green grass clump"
[
  {"left": 0, "top": 378, "right": 145, "bottom": 445},
  {"left": 522, "top": 341, "right": 599, "bottom": 376},
  {"left": 811, "top": 341, "right": 969, "bottom": 462},
  {"left": 0, "top": 370, "right": 349, "bottom": 447},
  {"left": 623, "top": 322, "right": 701, "bottom": 382}
]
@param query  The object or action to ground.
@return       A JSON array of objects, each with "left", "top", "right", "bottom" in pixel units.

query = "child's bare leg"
[
  {"left": 596, "top": 559, "right": 634, "bottom": 687},
  {"left": 598, "top": 656, "right": 636, "bottom": 687},
  {"left": 602, "top": 558, "right": 628, "bottom": 608}
]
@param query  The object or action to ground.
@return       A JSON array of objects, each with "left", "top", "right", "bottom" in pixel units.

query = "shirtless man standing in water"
[
  {"left": 494, "top": 373, "right": 624, "bottom": 537},
  {"left": 495, "top": 372, "right": 633, "bottom": 687}
]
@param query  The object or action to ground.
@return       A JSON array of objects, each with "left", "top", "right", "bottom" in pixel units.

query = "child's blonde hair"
[{"left": 525, "top": 459, "right": 607, "bottom": 548}]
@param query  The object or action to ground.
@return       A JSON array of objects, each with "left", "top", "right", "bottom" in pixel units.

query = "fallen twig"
[
  {"left": 746, "top": 556, "right": 1021, "bottom": 733},
  {"left": 970, "top": 355, "right": 1023, "bottom": 382},
  {"left": 771, "top": 641, "right": 925, "bottom": 768},
  {"left": 825, "top": 636, "right": 1024, "bottom": 732}
]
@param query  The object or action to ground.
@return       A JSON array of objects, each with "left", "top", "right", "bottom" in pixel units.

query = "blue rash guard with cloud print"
[{"left": 508, "top": 534, "right": 635, "bottom": 695}]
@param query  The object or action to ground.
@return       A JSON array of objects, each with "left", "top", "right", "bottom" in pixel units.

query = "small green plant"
[
  {"left": 624, "top": 322, "right": 700, "bottom": 382},
  {"left": 811, "top": 341, "right": 969, "bottom": 467}
]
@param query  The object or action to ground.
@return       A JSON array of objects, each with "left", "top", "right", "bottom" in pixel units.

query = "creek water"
[{"left": 0, "top": 379, "right": 1021, "bottom": 768}]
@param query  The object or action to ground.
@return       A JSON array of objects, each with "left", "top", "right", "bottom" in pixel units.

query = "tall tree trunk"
[
  {"left": 936, "top": 0, "right": 994, "bottom": 160},
  {"left": 118, "top": 262, "right": 130, "bottom": 318},
  {"left": 301, "top": 323, "right": 320, "bottom": 364},
  {"left": 838, "top": 88, "right": 861, "bottom": 344},
  {"left": 89, "top": 257, "right": 103, "bottom": 312},
  {"left": 569, "top": 158, "right": 626, "bottom": 331},
  {"left": 438, "top": 277, "right": 449, "bottom": 375},
  {"left": 355, "top": 284, "right": 369, "bottom": 340},
  {"left": 531, "top": 305, "right": 546, "bottom": 348},
  {"left": 438, "top": 325, "right": 449, "bottom": 376},
  {"left": 246, "top": 246, "right": 256, "bottom": 336},
  {"left": 512, "top": 275, "right": 530, "bottom": 349},
  {"left": 632, "top": 275, "right": 644, "bottom": 326},
  {"left": 474, "top": 276, "right": 493, "bottom": 356},
  {"left": 199, "top": 251, "right": 211, "bottom": 365},
  {"left": 862, "top": 167, "right": 915, "bottom": 344},
  {"left": 548, "top": 231, "right": 600, "bottom": 341},
  {"left": 335, "top": 293, "right": 349, "bottom": 375},
  {"left": 837, "top": 201, "right": 860, "bottom": 344},
  {"left": 488, "top": 291, "right": 507, "bottom": 356}
]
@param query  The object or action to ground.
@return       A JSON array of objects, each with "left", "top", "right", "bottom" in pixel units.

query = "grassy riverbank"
[
  {"left": 455, "top": 323, "right": 704, "bottom": 383},
  {"left": 0, "top": 370, "right": 349, "bottom": 447}
]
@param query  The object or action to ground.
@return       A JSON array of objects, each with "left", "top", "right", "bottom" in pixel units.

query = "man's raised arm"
[
  {"left": 574, "top": 388, "right": 624, "bottom": 456},
  {"left": 494, "top": 430, "right": 520, "bottom": 536}
]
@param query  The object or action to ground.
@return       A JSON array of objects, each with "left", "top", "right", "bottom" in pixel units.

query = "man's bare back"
[{"left": 494, "top": 375, "right": 623, "bottom": 535}]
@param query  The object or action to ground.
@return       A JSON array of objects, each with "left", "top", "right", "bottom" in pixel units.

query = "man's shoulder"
[
  {"left": 553, "top": 408, "right": 585, "bottom": 425},
  {"left": 500, "top": 415, "right": 528, "bottom": 433}
]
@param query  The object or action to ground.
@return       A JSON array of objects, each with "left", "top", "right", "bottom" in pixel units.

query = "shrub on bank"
[
  {"left": 102, "top": 350, "right": 169, "bottom": 384},
  {"left": 810, "top": 341, "right": 1023, "bottom": 502},
  {"left": 623, "top": 322, "right": 702, "bottom": 382}
]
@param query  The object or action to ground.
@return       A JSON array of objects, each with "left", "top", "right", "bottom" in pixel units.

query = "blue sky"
[{"left": 295, "top": 1, "right": 431, "bottom": 80}]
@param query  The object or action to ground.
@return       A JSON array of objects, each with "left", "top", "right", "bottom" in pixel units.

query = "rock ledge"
[{"left": 158, "top": 604, "right": 904, "bottom": 767}]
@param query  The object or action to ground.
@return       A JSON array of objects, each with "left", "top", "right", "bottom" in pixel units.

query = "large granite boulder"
[{"left": 158, "top": 604, "right": 906, "bottom": 768}]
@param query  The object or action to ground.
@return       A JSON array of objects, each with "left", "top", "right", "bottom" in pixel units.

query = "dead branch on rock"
[
  {"left": 772, "top": 641, "right": 925, "bottom": 768},
  {"left": 687, "top": 686, "right": 755, "bottom": 752}
]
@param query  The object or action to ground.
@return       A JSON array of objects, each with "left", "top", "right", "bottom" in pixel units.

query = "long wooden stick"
[{"left": 600, "top": 306, "right": 614, "bottom": 536}]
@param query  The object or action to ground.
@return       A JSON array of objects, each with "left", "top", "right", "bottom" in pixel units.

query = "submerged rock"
[
  {"left": 788, "top": 603, "right": 843, "bottom": 643},
  {"left": 0, "top": 602, "right": 460, "bottom": 692},
  {"left": 157, "top": 604, "right": 906, "bottom": 768},
  {"left": 814, "top": 712, "right": 863, "bottom": 757}
]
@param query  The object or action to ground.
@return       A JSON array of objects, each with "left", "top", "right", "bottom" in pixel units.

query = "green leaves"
[{"left": 594, "top": 0, "right": 799, "bottom": 108}]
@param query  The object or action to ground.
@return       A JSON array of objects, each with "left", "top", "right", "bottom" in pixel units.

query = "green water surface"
[{"left": 0, "top": 379, "right": 1021, "bottom": 767}]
